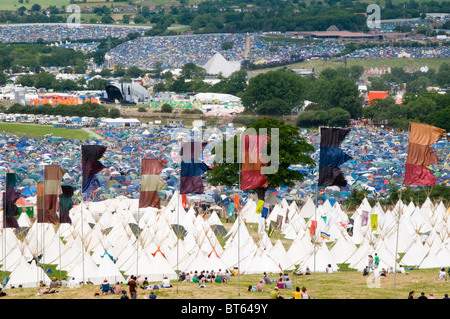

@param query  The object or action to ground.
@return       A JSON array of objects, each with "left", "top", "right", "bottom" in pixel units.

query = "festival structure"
[{"left": 0, "top": 123, "right": 448, "bottom": 296}]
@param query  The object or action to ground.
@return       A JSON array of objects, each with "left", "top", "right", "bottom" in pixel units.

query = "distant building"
[
  {"left": 326, "top": 25, "right": 340, "bottom": 32},
  {"left": 101, "top": 118, "right": 140, "bottom": 127},
  {"left": 368, "top": 91, "right": 389, "bottom": 105},
  {"left": 202, "top": 52, "right": 241, "bottom": 78},
  {"left": 298, "top": 31, "right": 383, "bottom": 41},
  {"left": 291, "top": 68, "right": 313, "bottom": 76}
]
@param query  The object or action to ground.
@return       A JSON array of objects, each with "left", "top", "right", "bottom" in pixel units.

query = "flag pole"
[
  {"left": 237, "top": 132, "right": 242, "bottom": 296},
  {"left": 176, "top": 140, "right": 181, "bottom": 294},
  {"left": 313, "top": 126, "right": 321, "bottom": 299},
  {"left": 393, "top": 121, "right": 410, "bottom": 299},
  {"left": 2, "top": 187, "right": 6, "bottom": 286},
  {"left": 41, "top": 165, "right": 46, "bottom": 284},
  {"left": 313, "top": 169, "right": 318, "bottom": 300},
  {"left": 81, "top": 192, "right": 85, "bottom": 284},
  {"left": 136, "top": 206, "right": 140, "bottom": 281}
]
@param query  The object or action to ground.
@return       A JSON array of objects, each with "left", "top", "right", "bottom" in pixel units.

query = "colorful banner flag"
[
  {"left": 404, "top": 123, "right": 445, "bottom": 186},
  {"left": 361, "top": 210, "right": 369, "bottom": 227},
  {"left": 59, "top": 185, "right": 74, "bottom": 224},
  {"left": 227, "top": 202, "right": 235, "bottom": 218},
  {"left": 181, "top": 194, "right": 187, "bottom": 209},
  {"left": 139, "top": 158, "right": 168, "bottom": 209},
  {"left": 318, "top": 127, "right": 352, "bottom": 187},
  {"left": 2, "top": 172, "right": 20, "bottom": 229},
  {"left": 261, "top": 202, "right": 270, "bottom": 218},
  {"left": 240, "top": 134, "right": 270, "bottom": 190},
  {"left": 371, "top": 214, "right": 378, "bottom": 231},
  {"left": 41, "top": 165, "right": 66, "bottom": 224},
  {"left": 82, "top": 144, "right": 107, "bottom": 199},
  {"left": 256, "top": 199, "right": 264, "bottom": 214},
  {"left": 36, "top": 183, "right": 44, "bottom": 223},
  {"left": 234, "top": 194, "right": 239, "bottom": 210},
  {"left": 346, "top": 218, "right": 354, "bottom": 237},
  {"left": 180, "top": 141, "right": 209, "bottom": 194},
  {"left": 310, "top": 220, "right": 317, "bottom": 237},
  {"left": 320, "top": 232, "right": 330, "bottom": 240}
]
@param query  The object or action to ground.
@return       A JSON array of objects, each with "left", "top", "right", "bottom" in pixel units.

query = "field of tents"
[{"left": 1, "top": 190, "right": 450, "bottom": 295}]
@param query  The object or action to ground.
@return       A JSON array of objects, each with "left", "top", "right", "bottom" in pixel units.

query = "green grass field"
[
  {"left": 0, "top": 0, "right": 194, "bottom": 11},
  {"left": 0, "top": 0, "right": 71, "bottom": 11},
  {"left": 0, "top": 122, "right": 91, "bottom": 140},
  {"left": 0, "top": 267, "right": 447, "bottom": 299}
]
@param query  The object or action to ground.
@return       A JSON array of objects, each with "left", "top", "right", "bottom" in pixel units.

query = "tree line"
[
  {"left": 4, "top": 0, "right": 449, "bottom": 34},
  {"left": 4, "top": 102, "right": 120, "bottom": 119},
  {"left": 130, "top": 0, "right": 450, "bottom": 35}
]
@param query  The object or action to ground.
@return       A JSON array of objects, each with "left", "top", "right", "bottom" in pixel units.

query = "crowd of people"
[
  {"left": 0, "top": 24, "right": 149, "bottom": 43},
  {"left": 0, "top": 23, "right": 447, "bottom": 72},
  {"left": 1, "top": 123, "right": 448, "bottom": 204},
  {"left": 345, "top": 45, "right": 450, "bottom": 60},
  {"left": 106, "top": 33, "right": 345, "bottom": 70}
]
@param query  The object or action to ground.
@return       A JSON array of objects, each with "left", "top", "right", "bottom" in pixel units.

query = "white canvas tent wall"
[
  {"left": 329, "top": 230, "right": 357, "bottom": 264},
  {"left": 240, "top": 247, "right": 282, "bottom": 274},
  {"left": 286, "top": 232, "right": 313, "bottom": 267},
  {"left": 94, "top": 252, "right": 125, "bottom": 285},
  {"left": 66, "top": 252, "right": 100, "bottom": 284},
  {"left": 295, "top": 242, "right": 339, "bottom": 273},
  {"left": 240, "top": 198, "right": 262, "bottom": 224},
  {"left": 299, "top": 197, "right": 316, "bottom": 219},
  {"left": 269, "top": 239, "right": 295, "bottom": 271},
  {"left": 6, "top": 258, "right": 50, "bottom": 289}
]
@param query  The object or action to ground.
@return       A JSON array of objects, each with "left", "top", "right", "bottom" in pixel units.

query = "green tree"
[
  {"left": 207, "top": 117, "right": 315, "bottom": 200},
  {"left": 256, "top": 98, "right": 291, "bottom": 115},
  {"left": 327, "top": 77, "right": 362, "bottom": 118},
  {"left": 241, "top": 70, "right": 307, "bottom": 114},
  {"left": 161, "top": 103, "right": 173, "bottom": 113},
  {"left": 181, "top": 62, "right": 205, "bottom": 80},
  {"left": 109, "top": 107, "right": 120, "bottom": 118},
  {"left": 125, "top": 66, "right": 143, "bottom": 78},
  {"left": 296, "top": 110, "right": 329, "bottom": 128},
  {"left": 326, "top": 107, "right": 351, "bottom": 127}
]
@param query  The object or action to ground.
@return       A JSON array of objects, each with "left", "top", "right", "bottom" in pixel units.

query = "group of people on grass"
[{"left": 246, "top": 272, "right": 310, "bottom": 299}]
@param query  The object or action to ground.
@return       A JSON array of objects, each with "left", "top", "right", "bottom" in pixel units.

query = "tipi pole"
[
  {"left": 313, "top": 177, "right": 319, "bottom": 300},
  {"left": 81, "top": 194, "right": 85, "bottom": 284},
  {"left": 176, "top": 184, "right": 179, "bottom": 294},
  {"left": 1, "top": 189, "right": 6, "bottom": 286},
  {"left": 312, "top": 126, "right": 321, "bottom": 299},
  {"left": 58, "top": 217, "right": 62, "bottom": 281},
  {"left": 237, "top": 132, "right": 242, "bottom": 296},
  {"left": 176, "top": 139, "right": 181, "bottom": 294},
  {"left": 41, "top": 165, "right": 46, "bottom": 284},
  {"left": 136, "top": 206, "right": 140, "bottom": 281},
  {"left": 393, "top": 121, "right": 410, "bottom": 299}
]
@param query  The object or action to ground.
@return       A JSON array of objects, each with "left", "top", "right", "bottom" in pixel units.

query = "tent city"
[{"left": 0, "top": 0, "right": 449, "bottom": 302}]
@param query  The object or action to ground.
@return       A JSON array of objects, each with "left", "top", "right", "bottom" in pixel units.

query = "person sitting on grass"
[
  {"left": 161, "top": 276, "right": 172, "bottom": 288},
  {"left": 100, "top": 278, "right": 110, "bottom": 295},
  {"left": 113, "top": 282, "right": 122, "bottom": 294}
]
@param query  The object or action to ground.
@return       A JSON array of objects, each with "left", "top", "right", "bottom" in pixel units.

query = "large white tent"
[{"left": 1, "top": 195, "right": 450, "bottom": 290}]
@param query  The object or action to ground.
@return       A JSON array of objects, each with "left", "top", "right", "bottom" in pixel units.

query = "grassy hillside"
[{"left": 0, "top": 123, "right": 91, "bottom": 139}]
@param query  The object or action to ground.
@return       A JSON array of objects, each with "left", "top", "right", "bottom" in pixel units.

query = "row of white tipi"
[{"left": 1, "top": 191, "right": 449, "bottom": 289}]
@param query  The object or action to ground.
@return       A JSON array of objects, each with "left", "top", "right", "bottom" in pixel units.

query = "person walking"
[
  {"left": 374, "top": 253, "right": 380, "bottom": 269},
  {"left": 128, "top": 275, "right": 137, "bottom": 299},
  {"left": 368, "top": 255, "right": 374, "bottom": 269}
]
